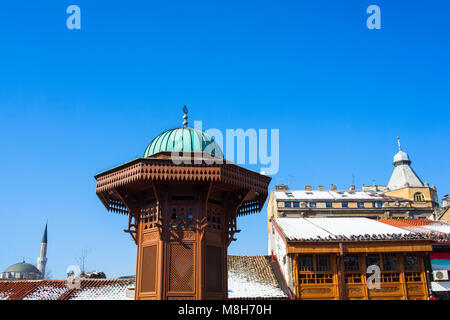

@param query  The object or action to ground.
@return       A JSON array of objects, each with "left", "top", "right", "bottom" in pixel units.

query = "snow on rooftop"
[
  {"left": 273, "top": 190, "right": 397, "bottom": 201},
  {"left": 227, "top": 271, "right": 287, "bottom": 298},
  {"left": 68, "top": 282, "right": 133, "bottom": 300},
  {"left": 422, "top": 223, "right": 450, "bottom": 234},
  {"left": 378, "top": 219, "right": 450, "bottom": 242},
  {"left": 23, "top": 285, "right": 69, "bottom": 300},
  {"left": 275, "top": 218, "right": 330, "bottom": 240},
  {"left": 227, "top": 255, "right": 289, "bottom": 299},
  {"left": 0, "top": 279, "right": 135, "bottom": 300},
  {"left": 274, "top": 217, "right": 414, "bottom": 241},
  {"left": 306, "top": 217, "right": 411, "bottom": 237},
  {"left": 0, "top": 291, "right": 11, "bottom": 300}
]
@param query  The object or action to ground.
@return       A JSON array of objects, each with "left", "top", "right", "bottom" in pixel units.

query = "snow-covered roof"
[
  {"left": 68, "top": 281, "right": 133, "bottom": 300},
  {"left": 0, "top": 279, "right": 134, "bottom": 300},
  {"left": 273, "top": 190, "right": 400, "bottom": 201},
  {"left": 0, "top": 258, "right": 291, "bottom": 300},
  {"left": 228, "top": 271, "right": 287, "bottom": 299},
  {"left": 379, "top": 219, "right": 450, "bottom": 243},
  {"left": 23, "top": 282, "right": 69, "bottom": 300},
  {"left": 227, "top": 255, "right": 289, "bottom": 299},
  {"left": 273, "top": 217, "right": 429, "bottom": 242},
  {"left": 422, "top": 223, "right": 450, "bottom": 234}
]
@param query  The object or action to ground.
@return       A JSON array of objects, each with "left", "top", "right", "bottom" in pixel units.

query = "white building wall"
[{"left": 268, "top": 220, "right": 294, "bottom": 292}]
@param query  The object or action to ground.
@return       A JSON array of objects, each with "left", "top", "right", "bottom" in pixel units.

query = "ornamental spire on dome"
[
  {"left": 182, "top": 105, "right": 188, "bottom": 128},
  {"left": 388, "top": 137, "right": 424, "bottom": 190}
]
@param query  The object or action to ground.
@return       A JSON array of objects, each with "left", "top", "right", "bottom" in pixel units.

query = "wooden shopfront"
[{"left": 288, "top": 241, "right": 432, "bottom": 300}]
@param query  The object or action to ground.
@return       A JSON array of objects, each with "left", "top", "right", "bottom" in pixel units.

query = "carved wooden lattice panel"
[
  {"left": 170, "top": 206, "right": 194, "bottom": 229},
  {"left": 207, "top": 204, "right": 223, "bottom": 231},
  {"left": 141, "top": 204, "right": 158, "bottom": 231},
  {"left": 206, "top": 245, "right": 222, "bottom": 292},
  {"left": 140, "top": 245, "right": 157, "bottom": 293},
  {"left": 168, "top": 243, "right": 194, "bottom": 292}
]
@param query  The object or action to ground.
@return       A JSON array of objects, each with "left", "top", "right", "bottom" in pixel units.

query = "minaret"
[{"left": 37, "top": 223, "right": 48, "bottom": 279}]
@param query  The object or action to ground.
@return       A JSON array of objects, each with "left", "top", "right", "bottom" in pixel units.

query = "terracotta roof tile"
[
  {"left": 379, "top": 219, "right": 450, "bottom": 243},
  {"left": 0, "top": 280, "right": 43, "bottom": 300},
  {"left": 66, "top": 279, "right": 134, "bottom": 300},
  {"left": 0, "top": 279, "right": 135, "bottom": 300},
  {"left": 227, "top": 255, "right": 288, "bottom": 298}
]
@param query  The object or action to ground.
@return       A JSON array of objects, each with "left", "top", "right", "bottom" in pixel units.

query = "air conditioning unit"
[{"left": 433, "top": 270, "right": 449, "bottom": 281}]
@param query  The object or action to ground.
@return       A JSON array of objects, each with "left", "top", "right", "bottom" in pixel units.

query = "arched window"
[{"left": 414, "top": 192, "right": 425, "bottom": 202}]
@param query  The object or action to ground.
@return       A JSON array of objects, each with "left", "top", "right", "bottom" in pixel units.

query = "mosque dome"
[
  {"left": 4, "top": 262, "right": 41, "bottom": 275},
  {"left": 143, "top": 107, "right": 223, "bottom": 158}
]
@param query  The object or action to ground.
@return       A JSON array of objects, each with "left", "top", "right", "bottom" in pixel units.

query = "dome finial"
[
  {"left": 397, "top": 136, "right": 402, "bottom": 151},
  {"left": 182, "top": 105, "right": 188, "bottom": 128}
]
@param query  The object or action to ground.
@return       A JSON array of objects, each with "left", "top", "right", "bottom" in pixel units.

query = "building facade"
[
  {"left": 379, "top": 219, "right": 450, "bottom": 299},
  {"left": 267, "top": 138, "right": 438, "bottom": 221},
  {"left": 268, "top": 217, "right": 432, "bottom": 300}
]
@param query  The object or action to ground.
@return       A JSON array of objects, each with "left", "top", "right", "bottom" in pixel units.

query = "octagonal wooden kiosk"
[{"left": 95, "top": 152, "right": 270, "bottom": 300}]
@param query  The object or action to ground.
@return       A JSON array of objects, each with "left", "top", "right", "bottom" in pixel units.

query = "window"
[
  {"left": 404, "top": 253, "right": 421, "bottom": 282},
  {"left": 316, "top": 255, "right": 331, "bottom": 271},
  {"left": 297, "top": 254, "right": 334, "bottom": 284},
  {"left": 344, "top": 255, "right": 360, "bottom": 272},
  {"left": 372, "top": 202, "right": 376, "bottom": 208},
  {"left": 285, "top": 202, "right": 291, "bottom": 207},
  {"left": 293, "top": 201, "right": 299, "bottom": 207},
  {"left": 366, "top": 253, "right": 380, "bottom": 268},
  {"left": 366, "top": 253, "right": 400, "bottom": 283},
  {"left": 405, "top": 272, "right": 422, "bottom": 282},
  {"left": 376, "top": 202, "right": 383, "bottom": 208},
  {"left": 298, "top": 255, "right": 314, "bottom": 272},
  {"left": 309, "top": 202, "right": 316, "bottom": 208},
  {"left": 344, "top": 254, "right": 363, "bottom": 283},
  {"left": 382, "top": 253, "right": 398, "bottom": 271},
  {"left": 341, "top": 202, "right": 348, "bottom": 208},
  {"left": 404, "top": 254, "right": 419, "bottom": 271},
  {"left": 414, "top": 192, "right": 425, "bottom": 202},
  {"left": 357, "top": 202, "right": 364, "bottom": 208},
  {"left": 285, "top": 192, "right": 294, "bottom": 198},
  {"left": 326, "top": 202, "right": 332, "bottom": 208},
  {"left": 346, "top": 273, "right": 362, "bottom": 284}
]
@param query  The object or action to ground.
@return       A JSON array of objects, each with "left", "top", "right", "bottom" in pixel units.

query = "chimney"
[
  {"left": 305, "top": 185, "right": 312, "bottom": 191},
  {"left": 275, "top": 185, "right": 288, "bottom": 191},
  {"left": 331, "top": 184, "right": 336, "bottom": 191},
  {"left": 318, "top": 185, "right": 323, "bottom": 191},
  {"left": 350, "top": 185, "right": 355, "bottom": 191}
]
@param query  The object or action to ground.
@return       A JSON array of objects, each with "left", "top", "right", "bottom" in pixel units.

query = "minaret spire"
[
  {"left": 182, "top": 105, "right": 188, "bottom": 128},
  {"left": 42, "top": 221, "right": 48, "bottom": 244},
  {"left": 37, "top": 222, "right": 48, "bottom": 279}
]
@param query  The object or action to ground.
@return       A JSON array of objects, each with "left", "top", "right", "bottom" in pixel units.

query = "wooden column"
[{"left": 337, "top": 243, "right": 345, "bottom": 300}]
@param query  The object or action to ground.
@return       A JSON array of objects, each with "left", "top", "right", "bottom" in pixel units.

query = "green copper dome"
[
  {"left": 143, "top": 127, "right": 224, "bottom": 158},
  {"left": 5, "top": 262, "right": 41, "bottom": 274}
]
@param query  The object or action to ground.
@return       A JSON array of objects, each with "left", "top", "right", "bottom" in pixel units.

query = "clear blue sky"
[{"left": 0, "top": 1, "right": 449, "bottom": 279}]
